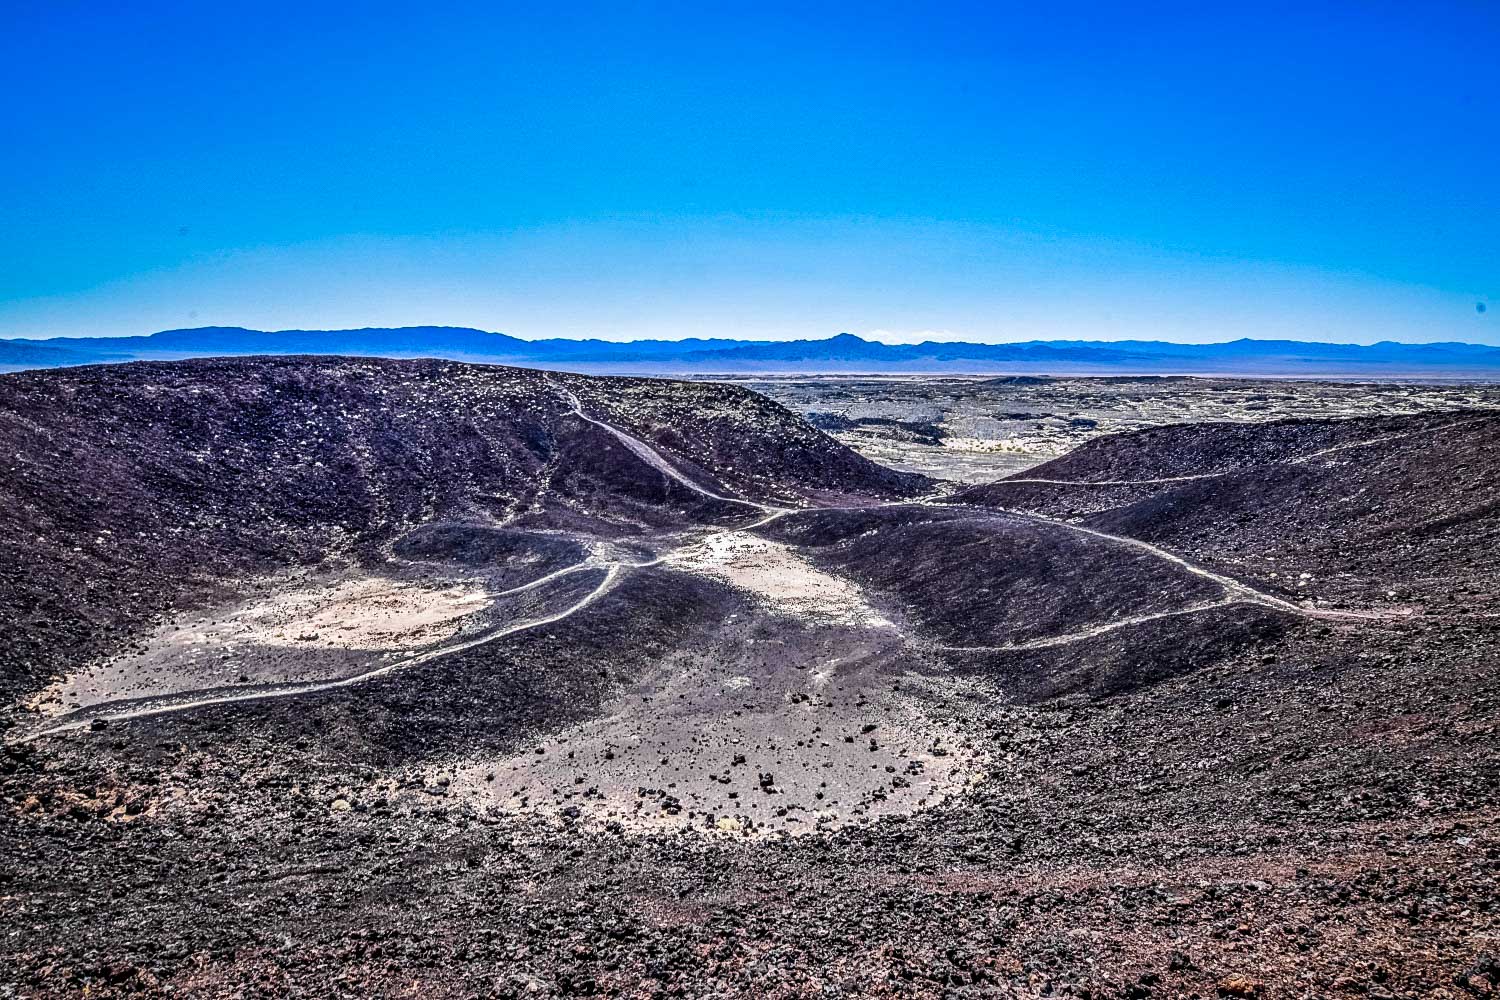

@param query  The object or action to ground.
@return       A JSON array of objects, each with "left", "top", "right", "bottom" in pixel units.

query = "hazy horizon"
[{"left": 12, "top": 321, "right": 1500, "bottom": 350}]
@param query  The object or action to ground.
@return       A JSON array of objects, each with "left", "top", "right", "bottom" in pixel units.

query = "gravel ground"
[{"left": 2, "top": 358, "right": 1497, "bottom": 999}]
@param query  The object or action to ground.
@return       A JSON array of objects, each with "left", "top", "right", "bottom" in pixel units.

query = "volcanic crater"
[{"left": 2, "top": 357, "right": 1497, "bottom": 999}]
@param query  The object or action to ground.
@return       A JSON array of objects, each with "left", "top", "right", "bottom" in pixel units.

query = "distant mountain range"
[{"left": 5, "top": 326, "right": 1500, "bottom": 377}]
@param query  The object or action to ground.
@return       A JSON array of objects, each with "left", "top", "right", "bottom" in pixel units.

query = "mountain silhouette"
[{"left": 6, "top": 327, "right": 1500, "bottom": 375}]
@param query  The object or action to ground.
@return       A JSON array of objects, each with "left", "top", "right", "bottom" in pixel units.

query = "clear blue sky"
[{"left": 3, "top": 1, "right": 1496, "bottom": 344}]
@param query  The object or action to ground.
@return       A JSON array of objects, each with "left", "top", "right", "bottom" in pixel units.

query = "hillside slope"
[
  {"left": 1, "top": 361, "right": 1496, "bottom": 1000},
  {"left": 0, "top": 356, "right": 921, "bottom": 706},
  {"left": 962, "top": 410, "right": 1500, "bottom": 606}
]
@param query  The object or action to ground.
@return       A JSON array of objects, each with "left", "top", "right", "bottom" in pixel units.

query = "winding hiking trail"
[
  {"left": 1001, "top": 510, "right": 1385, "bottom": 621},
  {"left": 914, "top": 505, "right": 1393, "bottom": 657},
  {"left": 12, "top": 396, "right": 1408, "bottom": 744},
  {"left": 930, "top": 598, "right": 1242, "bottom": 654},
  {"left": 14, "top": 564, "right": 626, "bottom": 744},
  {"left": 995, "top": 474, "right": 1217, "bottom": 487},
  {"left": 10, "top": 390, "right": 786, "bottom": 745},
  {"left": 550, "top": 378, "right": 785, "bottom": 514}
]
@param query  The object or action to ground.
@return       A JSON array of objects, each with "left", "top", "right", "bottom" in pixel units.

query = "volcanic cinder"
[{"left": 2, "top": 356, "right": 1497, "bottom": 999}]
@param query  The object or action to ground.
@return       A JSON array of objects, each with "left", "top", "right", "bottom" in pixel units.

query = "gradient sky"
[{"left": 3, "top": 1, "right": 1497, "bottom": 344}]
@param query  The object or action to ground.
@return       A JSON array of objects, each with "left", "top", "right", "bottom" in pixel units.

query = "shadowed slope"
[
  {"left": 958, "top": 409, "right": 1500, "bottom": 608},
  {"left": 0, "top": 357, "right": 924, "bottom": 708}
]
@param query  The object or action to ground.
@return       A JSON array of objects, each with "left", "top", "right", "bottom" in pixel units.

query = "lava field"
[{"left": 2, "top": 357, "right": 1497, "bottom": 999}]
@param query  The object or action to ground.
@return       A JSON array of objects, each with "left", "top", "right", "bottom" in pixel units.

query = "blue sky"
[{"left": 3, "top": 1, "right": 1496, "bottom": 344}]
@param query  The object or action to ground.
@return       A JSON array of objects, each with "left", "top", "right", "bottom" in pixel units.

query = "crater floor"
[{"left": 3, "top": 358, "right": 1497, "bottom": 1000}]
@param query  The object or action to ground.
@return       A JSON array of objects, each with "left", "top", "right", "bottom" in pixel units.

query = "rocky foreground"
[{"left": 1, "top": 358, "right": 1497, "bottom": 999}]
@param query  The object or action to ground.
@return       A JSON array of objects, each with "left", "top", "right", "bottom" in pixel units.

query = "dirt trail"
[
  {"left": 996, "top": 474, "right": 1214, "bottom": 487},
  {"left": 551, "top": 379, "right": 785, "bottom": 513},
  {"left": 8, "top": 391, "right": 802, "bottom": 746},
  {"left": 932, "top": 598, "right": 1244, "bottom": 653},
  {"left": 12, "top": 565, "right": 622, "bottom": 744},
  {"left": 1000, "top": 508, "right": 1396, "bottom": 622},
  {"left": 11, "top": 404, "right": 1404, "bottom": 745}
]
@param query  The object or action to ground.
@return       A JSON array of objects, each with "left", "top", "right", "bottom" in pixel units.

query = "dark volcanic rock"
[
  {"left": 963, "top": 410, "right": 1500, "bottom": 605},
  {"left": 0, "top": 356, "right": 924, "bottom": 707},
  {"left": 1, "top": 360, "right": 1497, "bottom": 1000}
]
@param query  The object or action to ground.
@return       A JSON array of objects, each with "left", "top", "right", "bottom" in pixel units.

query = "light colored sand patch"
[
  {"left": 437, "top": 613, "right": 981, "bottom": 839},
  {"left": 941, "top": 435, "right": 1057, "bottom": 458},
  {"left": 244, "top": 577, "right": 491, "bottom": 649},
  {"left": 447, "top": 687, "right": 977, "bottom": 839},
  {"left": 667, "top": 533, "right": 895, "bottom": 630},
  {"left": 24, "top": 574, "right": 494, "bottom": 718}
]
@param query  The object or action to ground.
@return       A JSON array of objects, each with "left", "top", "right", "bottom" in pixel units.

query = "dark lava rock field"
[{"left": 1, "top": 357, "right": 1497, "bottom": 999}]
